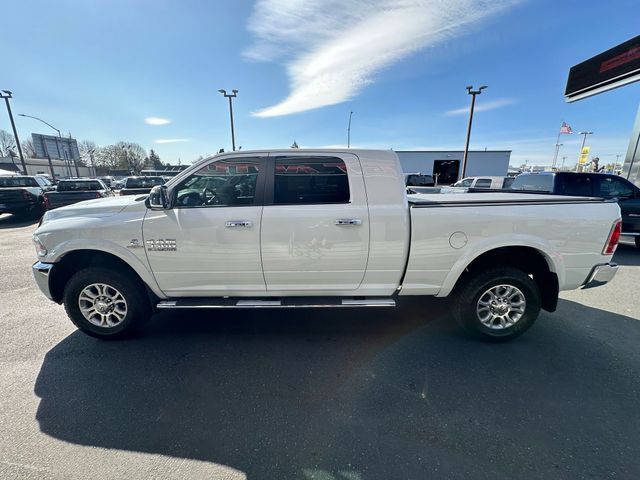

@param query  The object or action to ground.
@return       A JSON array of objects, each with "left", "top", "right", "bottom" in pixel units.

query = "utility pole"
[
  {"left": 561, "top": 156, "right": 568, "bottom": 170},
  {"left": 461, "top": 85, "right": 487, "bottom": 179},
  {"left": 0, "top": 91, "right": 27, "bottom": 174},
  {"left": 576, "top": 131, "right": 593, "bottom": 172},
  {"left": 89, "top": 149, "right": 96, "bottom": 177},
  {"left": 218, "top": 89, "right": 238, "bottom": 151},
  {"left": 347, "top": 111, "right": 353, "bottom": 148}
]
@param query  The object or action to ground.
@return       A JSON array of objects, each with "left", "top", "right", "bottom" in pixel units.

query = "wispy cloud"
[
  {"left": 245, "top": 0, "right": 520, "bottom": 117},
  {"left": 145, "top": 117, "right": 171, "bottom": 125},
  {"left": 154, "top": 138, "right": 190, "bottom": 144},
  {"left": 445, "top": 98, "right": 516, "bottom": 116}
]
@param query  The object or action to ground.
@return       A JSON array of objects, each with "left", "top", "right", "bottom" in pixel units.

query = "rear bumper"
[
  {"left": 582, "top": 263, "right": 618, "bottom": 289},
  {"left": 32, "top": 261, "right": 54, "bottom": 300}
]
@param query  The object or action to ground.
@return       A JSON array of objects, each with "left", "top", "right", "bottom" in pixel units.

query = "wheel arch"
[
  {"left": 444, "top": 245, "right": 560, "bottom": 312},
  {"left": 49, "top": 249, "right": 162, "bottom": 305}
]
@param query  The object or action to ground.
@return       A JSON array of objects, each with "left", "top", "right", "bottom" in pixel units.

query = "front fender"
[{"left": 45, "top": 238, "right": 165, "bottom": 299}]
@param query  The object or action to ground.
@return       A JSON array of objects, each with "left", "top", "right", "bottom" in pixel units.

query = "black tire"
[
  {"left": 63, "top": 267, "right": 151, "bottom": 339},
  {"left": 452, "top": 267, "right": 541, "bottom": 342},
  {"left": 635, "top": 236, "right": 640, "bottom": 249}
]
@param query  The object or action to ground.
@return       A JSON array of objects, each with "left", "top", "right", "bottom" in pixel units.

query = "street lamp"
[
  {"left": 347, "top": 111, "right": 353, "bottom": 148},
  {"left": 18, "top": 113, "right": 74, "bottom": 177},
  {"left": 461, "top": 85, "right": 487, "bottom": 179},
  {"left": 218, "top": 89, "right": 238, "bottom": 151},
  {"left": 576, "top": 131, "right": 593, "bottom": 172},
  {"left": 0, "top": 91, "right": 27, "bottom": 174}
]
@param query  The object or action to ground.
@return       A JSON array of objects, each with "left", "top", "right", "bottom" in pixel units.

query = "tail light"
[
  {"left": 602, "top": 220, "right": 622, "bottom": 255},
  {"left": 43, "top": 195, "right": 49, "bottom": 210},
  {"left": 95, "top": 191, "right": 103, "bottom": 198}
]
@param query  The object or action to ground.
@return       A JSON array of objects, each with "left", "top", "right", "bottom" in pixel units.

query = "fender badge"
[{"left": 126, "top": 239, "right": 142, "bottom": 249}]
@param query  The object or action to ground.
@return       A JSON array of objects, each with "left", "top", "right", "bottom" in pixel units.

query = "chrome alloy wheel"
[
  {"left": 78, "top": 283, "right": 128, "bottom": 328},
  {"left": 476, "top": 284, "right": 526, "bottom": 330}
]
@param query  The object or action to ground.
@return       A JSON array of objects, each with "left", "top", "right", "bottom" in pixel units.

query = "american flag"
[{"left": 559, "top": 122, "right": 573, "bottom": 134}]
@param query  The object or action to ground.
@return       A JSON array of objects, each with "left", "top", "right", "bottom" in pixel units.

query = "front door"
[
  {"left": 260, "top": 153, "right": 370, "bottom": 292},
  {"left": 143, "top": 155, "right": 267, "bottom": 297}
]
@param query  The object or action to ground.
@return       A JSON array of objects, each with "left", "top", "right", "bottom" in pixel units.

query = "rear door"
[{"left": 260, "top": 153, "right": 370, "bottom": 292}]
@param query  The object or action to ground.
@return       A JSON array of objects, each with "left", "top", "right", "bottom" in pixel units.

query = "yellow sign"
[{"left": 579, "top": 146, "right": 590, "bottom": 165}]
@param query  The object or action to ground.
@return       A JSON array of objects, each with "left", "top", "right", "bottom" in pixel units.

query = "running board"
[{"left": 157, "top": 297, "right": 396, "bottom": 309}]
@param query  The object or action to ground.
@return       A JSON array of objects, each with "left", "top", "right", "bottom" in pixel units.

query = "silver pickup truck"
[{"left": 31, "top": 149, "right": 621, "bottom": 341}]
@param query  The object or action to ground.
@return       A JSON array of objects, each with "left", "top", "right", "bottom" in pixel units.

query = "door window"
[
  {"left": 474, "top": 178, "right": 492, "bottom": 188},
  {"left": 273, "top": 157, "right": 349, "bottom": 204},
  {"left": 174, "top": 158, "right": 262, "bottom": 207},
  {"left": 560, "top": 175, "right": 593, "bottom": 196},
  {"left": 595, "top": 177, "right": 634, "bottom": 199}
]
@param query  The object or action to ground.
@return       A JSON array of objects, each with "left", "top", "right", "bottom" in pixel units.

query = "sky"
[{"left": 1, "top": 0, "right": 639, "bottom": 167}]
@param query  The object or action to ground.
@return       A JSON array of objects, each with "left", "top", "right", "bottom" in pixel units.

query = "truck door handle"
[
  {"left": 225, "top": 220, "right": 253, "bottom": 228},
  {"left": 335, "top": 218, "right": 362, "bottom": 226}
]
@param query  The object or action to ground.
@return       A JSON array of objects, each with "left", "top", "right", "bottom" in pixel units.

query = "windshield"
[
  {"left": 125, "top": 177, "right": 165, "bottom": 188},
  {"left": 56, "top": 180, "right": 104, "bottom": 191},
  {"left": 510, "top": 175, "right": 554, "bottom": 192},
  {"left": 0, "top": 176, "right": 38, "bottom": 187}
]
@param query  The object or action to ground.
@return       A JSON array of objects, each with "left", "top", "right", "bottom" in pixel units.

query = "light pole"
[
  {"left": 347, "top": 111, "right": 353, "bottom": 148},
  {"left": 576, "top": 131, "right": 593, "bottom": 172},
  {"left": 218, "top": 89, "right": 238, "bottom": 151},
  {"left": 89, "top": 148, "right": 96, "bottom": 177},
  {"left": 18, "top": 113, "right": 72, "bottom": 177},
  {"left": 552, "top": 144, "right": 563, "bottom": 170},
  {"left": 461, "top": 85, "right": 487, "bottom": 179},
  {"left": 561, "top": 156, "right": 568, "bottom": 170},
  {"left": 613, "top": 154, "right": 621, "bottom": 174},
  {"left": 1, "top": 91, "right": 27, "bottom": 174}
]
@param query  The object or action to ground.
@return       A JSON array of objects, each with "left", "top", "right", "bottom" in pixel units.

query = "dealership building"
[{"left": 396, "top": 150, "right": 511, "bottom": 184}]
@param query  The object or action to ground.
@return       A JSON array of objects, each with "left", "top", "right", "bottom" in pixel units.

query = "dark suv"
[{"left": 511, "top": 172, "right": 640, "bottom": 248}]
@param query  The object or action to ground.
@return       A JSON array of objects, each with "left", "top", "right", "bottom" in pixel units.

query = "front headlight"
[{"left": 32, "top": 234, "right": 47, "bottom": 258}]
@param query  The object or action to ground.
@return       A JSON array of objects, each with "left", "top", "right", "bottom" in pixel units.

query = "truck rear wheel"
[
  {"left": 63, "top": 267, "right": 151, "bottom": 339},
  {"left": 453, "top": 267, "right": 541, "bottom": 341}
]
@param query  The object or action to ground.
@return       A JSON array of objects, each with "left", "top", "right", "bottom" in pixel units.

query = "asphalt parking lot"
[{"left": 1, "top": 213, "right": 639, "bottom": 480}]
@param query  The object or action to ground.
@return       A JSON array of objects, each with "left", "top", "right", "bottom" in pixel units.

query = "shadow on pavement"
[
  {"left": 34, "top": 299, "right": 640, "bottom": 479},
  {"left": 0, "top": 213, "right": 39, "bottom": 229},
  {"left": 614, "top": 242, "right": 640, "bottom": 266}
]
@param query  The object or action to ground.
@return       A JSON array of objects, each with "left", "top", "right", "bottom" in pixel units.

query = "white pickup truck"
[{"left": 32, "top": 149, "right": 621, "bottom": 341}]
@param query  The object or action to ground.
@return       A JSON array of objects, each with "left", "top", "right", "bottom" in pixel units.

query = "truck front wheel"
[
  {"left": 453, "top": 267, "right": 541, "bottom": 341},
  {"left": 63, "top": 267, "right": 151, "bottom": 339}
]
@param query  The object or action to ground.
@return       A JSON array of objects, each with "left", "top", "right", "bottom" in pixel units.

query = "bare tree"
[
  {"left": 0, "top": 130, "right": 16, "bottom": 157},
  {"left": 21, "top": 139, "right": 36, "bottom": 158},
  {"left": 116, "top": 142, "right": 146, "bottom": 174},
  {"left": 96, "top": 144, "right": 121, "bottom": 170},
  {"left": 79, "top": 140, "right": 97, "bottom": 168}
]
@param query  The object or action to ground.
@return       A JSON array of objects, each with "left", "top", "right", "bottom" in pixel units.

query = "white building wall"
[{"left": 396, "top": 150, "right": 511, "bottom": 180}]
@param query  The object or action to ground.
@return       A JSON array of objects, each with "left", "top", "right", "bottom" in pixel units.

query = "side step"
[{"left": 157, "top": 297, "right": 396, "bottom": 309}]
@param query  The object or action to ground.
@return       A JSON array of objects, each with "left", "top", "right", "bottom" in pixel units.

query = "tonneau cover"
[{"left": 408, "top": 192, "right": 609, "bottom": 206}]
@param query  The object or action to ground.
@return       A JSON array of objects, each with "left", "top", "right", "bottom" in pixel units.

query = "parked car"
[
  {"left": 44, "top": 179, "right": 113, "bottom": 210},
  {"left": 32, "top": 149, "right": 620, "bottom": 341},
  {"left": 98, "top": 176, "right": 115, "bottom": 189},
  {"left": 405, "top": 173, "right": 435, "bottom": 187},
  {"left": 119, "top": 176, "right": 165, "bottom": 196},
  {"left": 510, "top": 172, "right": 640, "bottom": 248},
  {"left": 454, "top": 176, "right": 514, "bottom": 189},
  {"left": 0, "top": 175, "right": 52, "bottom": 218}
]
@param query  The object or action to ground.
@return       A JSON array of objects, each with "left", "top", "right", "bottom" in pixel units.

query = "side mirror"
[{"left": 146, "top": 185, "right": 169, "bottom": 210}]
